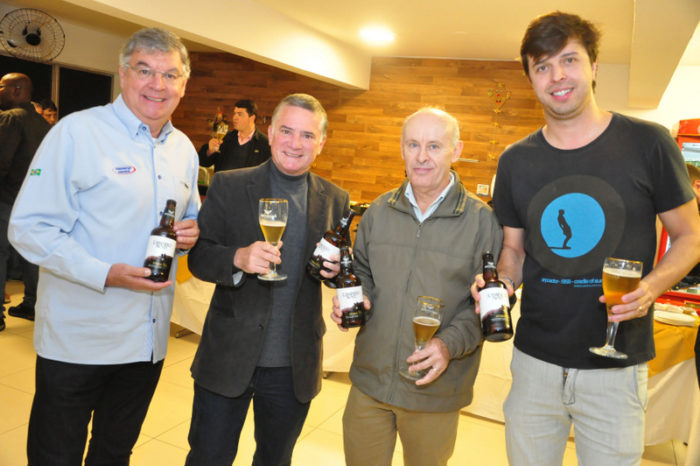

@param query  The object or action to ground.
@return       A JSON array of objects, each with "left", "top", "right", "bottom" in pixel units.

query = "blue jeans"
[
  {"left": 504, "top": 347, "right": 647, "bottom": 466},
  {"left": 0, "top": 200, "right": 38, "bottom": 311},
  {"left": 28, "top": 356, "right": 163, "bottom": 466},
  {"left": 186, "top": 366, "right": 310, "bottom": 466}
]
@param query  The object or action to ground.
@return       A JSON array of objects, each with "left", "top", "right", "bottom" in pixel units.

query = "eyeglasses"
[{"left": 124, "top": 64, "right": 184, "bottom": 84}]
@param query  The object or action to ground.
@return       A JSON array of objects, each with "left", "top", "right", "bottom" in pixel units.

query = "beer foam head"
[{"left": 603, "top": 266, "right": 642, "bottom": 278}]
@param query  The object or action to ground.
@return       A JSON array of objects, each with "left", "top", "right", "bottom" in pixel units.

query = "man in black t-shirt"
[{"left": 472, "top": 12, "right": 700, "bottom": 466}]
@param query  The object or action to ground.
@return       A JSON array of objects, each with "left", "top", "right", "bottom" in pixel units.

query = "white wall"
[
  {"left": 598, "top": 63, "right": 700, "bottom": 130},
  {"left": 0, "top": 2, "right": 128, "bottom": 98}
]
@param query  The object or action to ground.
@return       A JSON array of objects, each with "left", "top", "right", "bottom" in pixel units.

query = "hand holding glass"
[
  {"left": 399, "top": 296, "right": 444, "bottom": 381},
  {"left": 589, "top": 257, "right": 642, "bottom": 359},
  {"left": 258, "top": 198, "right": 288, "bottom": 281}
]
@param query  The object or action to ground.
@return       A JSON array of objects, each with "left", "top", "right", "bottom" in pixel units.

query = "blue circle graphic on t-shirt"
[{"left": 540, "top": 193, "right": 605, "bottom": 258}]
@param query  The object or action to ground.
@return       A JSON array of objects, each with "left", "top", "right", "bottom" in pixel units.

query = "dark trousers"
[
  {"left": 186, "top": 366, "right": 310, "bottom": 466},
  {"left": 27, "top": 356, "right": 163, "bottom": 466},
  {"left": 0, "top": 200, "right": 38, "bottom": 311}
]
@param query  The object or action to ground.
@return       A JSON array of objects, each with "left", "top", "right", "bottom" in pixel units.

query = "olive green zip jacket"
[{"left": 350, "top": 172, "right": 503, "bottom": 412}]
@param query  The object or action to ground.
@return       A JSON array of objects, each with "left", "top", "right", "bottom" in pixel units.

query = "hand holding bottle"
[
  {"left": 331, "top": 293, "right": 371, "bottom": 331},
  {"left": 106, "top": 263, "right": 173, "bottom": 291}
]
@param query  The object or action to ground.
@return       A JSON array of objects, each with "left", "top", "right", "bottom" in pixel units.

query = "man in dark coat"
[{"left": 186, "top": 93, "right": 349, "bottom": 466}]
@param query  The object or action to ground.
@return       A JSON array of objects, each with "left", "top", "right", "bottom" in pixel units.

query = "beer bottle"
[
  {"left": 335, "top": 246, "right": 366, "bottom": 328},
  {"left": 144, "top": 199, "right": 177, "bottom": 282},
  {"left": 478, "top": 251, "right": 513, "bottom": 341},
  {"left": 307, "top": 209, "right": 356, "bottom": 282}
]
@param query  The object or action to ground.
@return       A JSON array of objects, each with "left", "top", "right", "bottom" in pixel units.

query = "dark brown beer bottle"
[
  {"left": 307, "top": 209, "right": 356, "bottom": 282},
  {"left": 144, "top": 199, "right": 177, "bottom": 282},
  {"left": 335, "top": 246, "right": 365, "bottom": 328},
  {"left": 478, "top": 252, "right": 513, "bottom": 341}
]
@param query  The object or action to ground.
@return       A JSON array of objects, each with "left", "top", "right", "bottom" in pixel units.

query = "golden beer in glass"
[
  {"left": 400, "top": 296, "right": 444, "bottom": 381},
  {"left": 258, "top": 198, "right": 288, "bottom": 281},
  {"left": 589, "top": 257, "right": 643, "bottom": 359}
]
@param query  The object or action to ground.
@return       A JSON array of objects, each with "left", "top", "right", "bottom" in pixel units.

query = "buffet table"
[{"left": 170, "top": 262, "right": 699, "bottom": 453}]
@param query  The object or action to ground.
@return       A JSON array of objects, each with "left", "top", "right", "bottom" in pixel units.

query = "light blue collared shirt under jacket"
[{"left": 9, "top": 95, "right": 200, "bottom": 364}]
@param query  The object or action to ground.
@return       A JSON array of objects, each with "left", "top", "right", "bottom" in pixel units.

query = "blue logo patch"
[
  {"left": 541, "top": 193, "right": 605, "bottom": 258},
  {"left": 113, "top": 166, "right": 136, "bottom": 175}
]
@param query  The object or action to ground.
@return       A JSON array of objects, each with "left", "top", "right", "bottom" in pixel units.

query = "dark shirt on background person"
[
  {"left": 0, "top": 73, "right": 50, "bottom": 329},
  {"left": 198, "top": 98, "right": 271, "bottom": 172}
]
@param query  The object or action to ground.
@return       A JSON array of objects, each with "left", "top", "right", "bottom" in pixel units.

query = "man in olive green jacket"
[{"left": 331, "top": 108, "right": 503, "bottom": 466}]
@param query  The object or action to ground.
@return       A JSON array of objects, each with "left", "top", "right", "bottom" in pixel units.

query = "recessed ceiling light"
[{"left": 359, "top": 26, "right": 395, "bottom": 46}]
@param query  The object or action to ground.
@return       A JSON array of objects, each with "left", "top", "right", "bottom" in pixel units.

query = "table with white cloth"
[
  {"left": 170, "top": 263, "right": 699, "bottom": 458},
  {"left": 169, "top": 257, "right": 360, "bottom": 367}
]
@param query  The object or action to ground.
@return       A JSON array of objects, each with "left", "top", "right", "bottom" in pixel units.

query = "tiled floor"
[{"left": 0, "top": 279, "right": 688, "bottom": 465}]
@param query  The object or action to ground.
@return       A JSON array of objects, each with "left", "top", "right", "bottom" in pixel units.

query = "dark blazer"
[
  {"left": 188, "top": 160, "right": 349, "bottom": 403},
  {"left": 198, "top": 128, "right": 271, "bottom": 172}
]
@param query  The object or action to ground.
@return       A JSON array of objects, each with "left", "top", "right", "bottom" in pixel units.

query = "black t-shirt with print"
[{"left": 494, "top": 113, "right": 694, "bottom": 369}]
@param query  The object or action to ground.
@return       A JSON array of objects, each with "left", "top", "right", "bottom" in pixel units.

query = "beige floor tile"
[
  {"left": 130, "top": 437, "right": 188, "bottom": 466},
  {"left": 0, "top": 384, "right": 33, "bottom": 434},
  {"left": 305, "top": 378, "right": 350, "bottom": 429},
  {"left": 154, "top": 420, "right": 191, "bottom": 450},
  {"left": 160, "top": 356, "right": 196, "bottom": 389},
  {"left": 292, "top": 427, "right": 346, "bottom": 466},
  {"left": 0, "top": 333, "right": 36, "bottom": 378},
  {"left": 140, "top": 380, "right": 194, "bottom": 438},
  {"left": 0, "top": 366, "right": 35, "bottom": 395},
  {"left": 163, "top": 332, "right": 200, "bottom": 366},
  {"left": 451, "top": 414, "right": 509, "bottom": 465},
  {"left": 317, "top": 408, "right": 344, "bottom": 436},
  {"left": 642, "top": 441, "right": 679, "bottom": 465},
  {"left": 0, "top": 424, "right": 29, "bottom": 466}
]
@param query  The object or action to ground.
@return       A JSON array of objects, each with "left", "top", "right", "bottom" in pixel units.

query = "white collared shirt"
[{"left": 404, "top": 173, "right": 455, "bottom": 223}]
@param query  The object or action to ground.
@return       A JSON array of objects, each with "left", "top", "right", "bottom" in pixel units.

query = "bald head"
[{"left": 0, "top": 73, "right": 33, "bottom": 110}]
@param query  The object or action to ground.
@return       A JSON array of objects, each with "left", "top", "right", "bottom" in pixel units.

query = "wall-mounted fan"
[{"left": 0, "top": 8, "right": 65, "bottom": 62}]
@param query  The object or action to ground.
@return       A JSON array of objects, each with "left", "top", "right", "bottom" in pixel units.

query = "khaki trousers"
[{"left": 342, "top": 385, "right": 460, "bottom": 466}]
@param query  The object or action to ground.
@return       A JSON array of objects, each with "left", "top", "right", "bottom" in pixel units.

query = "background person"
[
  {"left": 198, "top": 98, "right": 271, "bottom": 172},
  {"left": 0, "top": 73, "right": 50, "bottom": 329},
  {"left": 472, "top": 11, "right": 700, "bottom": 466},
  {"left": 9, "top": 28, "right": 201, "bottom": 465},
  {"left": 333, "top": 107, "right": 503, "bottom": 466},
  {"left": 185, "top": 93, "right": 349, "bottom": 466}
]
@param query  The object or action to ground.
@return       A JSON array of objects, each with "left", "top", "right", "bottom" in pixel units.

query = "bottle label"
[
  {"left": 145, "top": 236, "right": 177, "bottom": 259},
  {"left": 337, "top": 285, "right": 363, "bottom": 310},
  {"left": 479, "top": 287, "right": 509, "bottom": 320},
  {"left": 312, "top": 238, "right": 339, "bottom": 261}
]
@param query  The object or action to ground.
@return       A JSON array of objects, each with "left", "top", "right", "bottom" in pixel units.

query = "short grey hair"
[
  {"left": 401, "top": 107, "right": 460, "bottom": 148},
  {"left": 271, "top": 93, "right": 328, "bottom": 138},
  {"left": 119, "top": 28, "right": 191, "bottom": 79}
]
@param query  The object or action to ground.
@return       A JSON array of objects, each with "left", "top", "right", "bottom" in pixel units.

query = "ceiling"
[{"left": 2, "top": 0, "right": 699, "bottom": 108}]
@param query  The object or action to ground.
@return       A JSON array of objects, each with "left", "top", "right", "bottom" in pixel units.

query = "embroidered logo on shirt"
[
  {"left": 29, "top": 169, "right": 41, "bottom": 176},
  {"left": 113, "top": 166, "right": 136, "bottom": 175}
]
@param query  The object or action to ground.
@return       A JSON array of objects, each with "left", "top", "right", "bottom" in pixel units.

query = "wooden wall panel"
[{"left": 174, "top": 53, "right": 545, "bottom": 203}]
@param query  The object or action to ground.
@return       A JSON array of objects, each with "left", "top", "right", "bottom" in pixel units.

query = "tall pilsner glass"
[
  {"left": 258, "top": 198, "right": 288, "bottom": 281},
  {"left": 399, "top": 296, "right": 444, "bottom": 381},
  {"left": 589, "top": 257, "right": 643, "bottom": 359}
]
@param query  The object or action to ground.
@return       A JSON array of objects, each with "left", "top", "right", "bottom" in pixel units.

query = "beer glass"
[
  {"left": 214, "top": 122, "right": 228, "bottom": 141},
  {"left": 399, "top": 296, "right": 444, "bottom": 381},
  {"left": 589, "top": 257, "right": 643, "bottom": 359},
  {"left": 258, "top": 198, "right": 288, "bottom": 281}
]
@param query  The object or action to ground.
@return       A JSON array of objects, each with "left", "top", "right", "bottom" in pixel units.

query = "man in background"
[
  {"left": 186, "top": 93, "right": 349, "bottom": 465},
  {"left": 333, "top": 107, "right": 502, "bottom": 466},
  {"left": 473, "top": 11, "right": 700, "bottom": 465},
  {"left": 9, "top": 28, "right": 200, "bottom": 464},
  {"left": 0, "top": 73, "right": 50, "bottom": 329},
  {"left": 36, "top": 98, "right": 58, "bottom": 125},
  {"left": 198, "top": 98, "right": 271, "bottom": 172}
]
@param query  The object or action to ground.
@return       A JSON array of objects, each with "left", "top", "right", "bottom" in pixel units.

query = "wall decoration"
[{"left": 487, "top": 82, "right": 511, "bottom": 159}]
